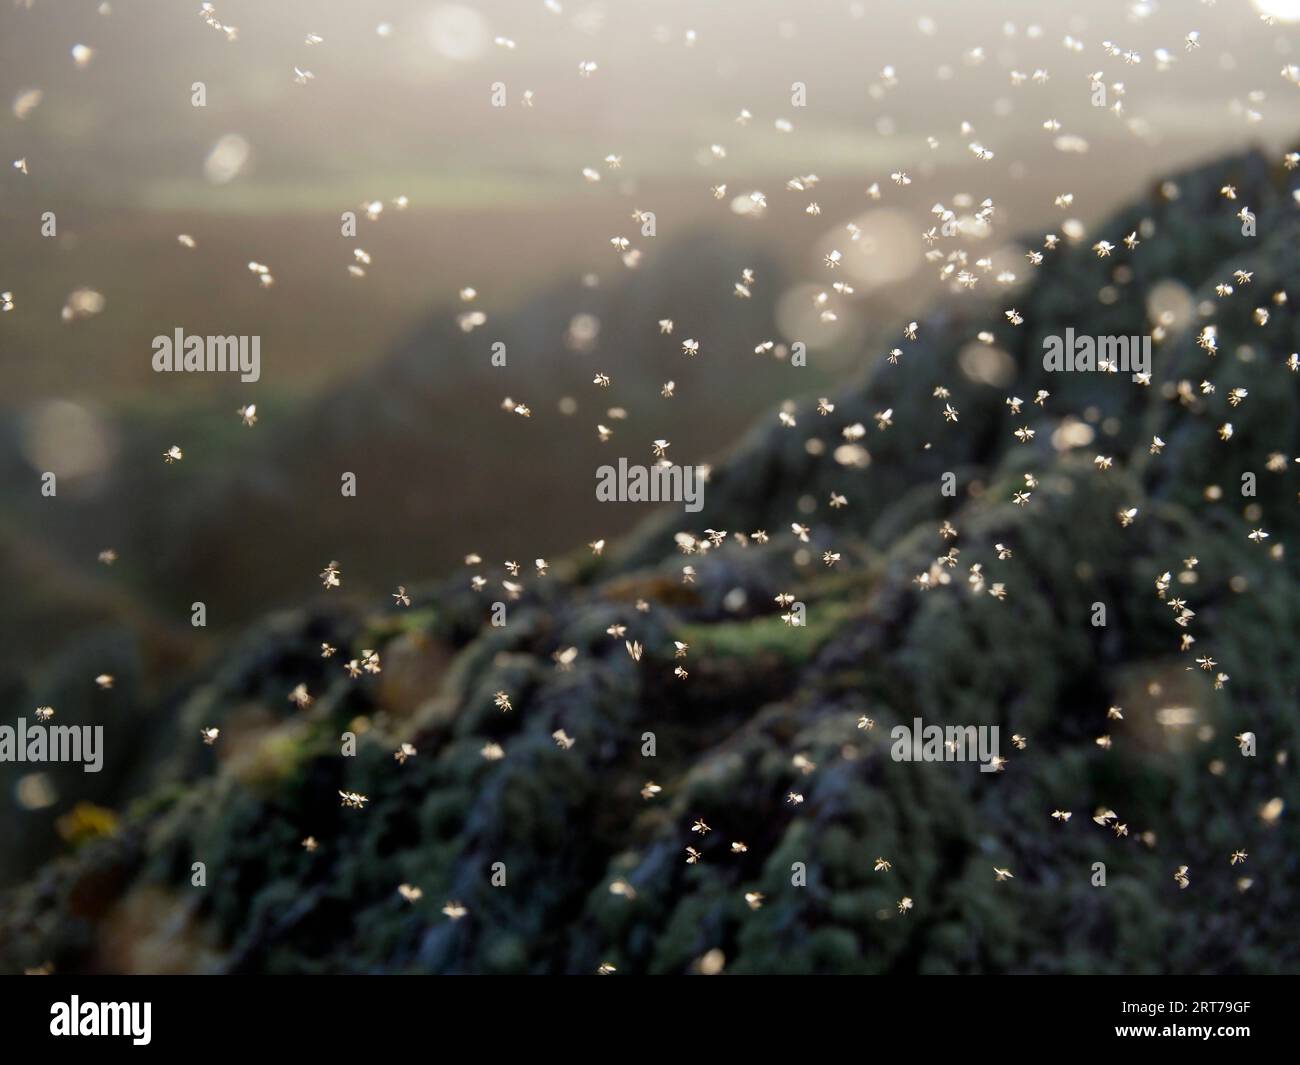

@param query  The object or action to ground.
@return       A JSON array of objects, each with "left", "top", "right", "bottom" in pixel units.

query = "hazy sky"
[{"left": 3, "top": 0, "right": 1298, "bottom": 211}]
